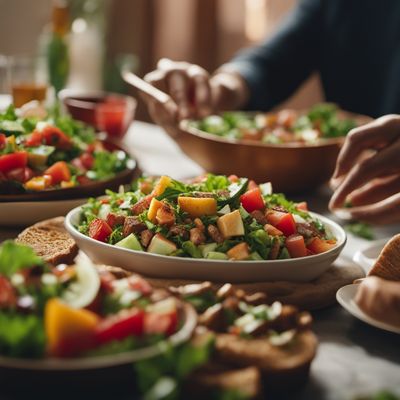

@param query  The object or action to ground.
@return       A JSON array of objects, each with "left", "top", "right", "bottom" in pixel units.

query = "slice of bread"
[
  {"left": 16, "top": 217, "right": 78, "bottom": 265},
  {"left": 368, "top": 234, "right": 400, "bottom": 281},
  {"left": 214, "top": 331, "right": 317, "bottom": 391}
]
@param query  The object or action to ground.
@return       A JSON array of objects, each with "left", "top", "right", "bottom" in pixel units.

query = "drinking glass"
[{"left": 9, "top": 55, "right": 48, "bottom": 107}]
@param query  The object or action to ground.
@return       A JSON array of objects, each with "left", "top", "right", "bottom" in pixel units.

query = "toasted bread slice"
[
  {"left": 16, "top": 217, "right": 78, "bottom": 265},
  {"left": 215, "top": 331, "right": 317, "bottom": 390},
  {"left": 186, "top": 365, "right": 262, "bottom": 399},
  {"left": 368, "top": 234, "right": 400, "bottom": 281}
]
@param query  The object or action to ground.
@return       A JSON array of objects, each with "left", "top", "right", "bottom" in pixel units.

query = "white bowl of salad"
[{"left": 66, "top": 174, "right": 346, "bottom": 283}]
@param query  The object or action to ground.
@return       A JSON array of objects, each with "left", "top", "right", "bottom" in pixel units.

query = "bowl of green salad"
[
  {"left": 66, "top": 174, "right": 346, "bottom": 283},
  {"left": 176, "top": 104, "right": 371, "bottom": 193}
]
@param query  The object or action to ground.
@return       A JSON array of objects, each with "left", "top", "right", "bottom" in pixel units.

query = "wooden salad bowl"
[
  {"left": 0, "top": 141, "right": 139, "bottom": 202},
  {"left": 176, "top": 110, "right": 372, "bottom": 193}
]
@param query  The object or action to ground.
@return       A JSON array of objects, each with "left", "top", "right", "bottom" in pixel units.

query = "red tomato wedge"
[
  {"left": 44, "top": 161, "right": 71, "bottom": 184},
  {"left": 95, "top": 308, "right": 145, "bottom": 345},
  {"left": 240, "top": 188, "right": 265, "bottom": 213},
  {"left": 0, "top": 134, "right": 6, "bottom": 150},
  {"left": 80, "top": 152, "right": 95, "bottom": 170},
  {"left": 296, "top": 201, "right": 308, "bottom": 211},
  {"left": 6, "top": 167, "right": 34, "bottom": 183},
  {"left": 0, "top": 275, "right": 16, "bottom": 308},
  {"left": 307, "top": 237, "right": 337, "bottom": 254},
  {"left": 286, "top": 235, "right": 307, "bottom": 258},
  {"left": 266, "top": 211, "right": 296, "bottom": 236},
  {"left": 24, "top": 131, "right": 44, "bottom": 147},
  {"left": 41, "top": 125, "right": 72, "bottom": 150},
  {"left": 0, "top": 151, "right": 28, "bottom": 173},
  {"left": 144, "top": 298, "right": 178, "bottom": 336},
  {"left": 88, "top": 218, "right": 113, "bottom": 242}
]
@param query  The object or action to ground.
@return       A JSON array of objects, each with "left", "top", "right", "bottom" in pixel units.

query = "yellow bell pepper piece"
[
  {"left": 24, "top": 175, "right": 52, "bottom": 191},
  {"left": 152, "top": 176, "right": 171, "bottom": 196},
  {"left": 147, "top": 198, "right": 163, "bottom": 222},
  {"left": 178, "top": 196, "right": 217, "bottom": 218},
  {"left": 45, "top": 298, "right": 99, "bottom": 357},
  {"left": 61, "top": 180, "right": 75, "bottom": 188}
]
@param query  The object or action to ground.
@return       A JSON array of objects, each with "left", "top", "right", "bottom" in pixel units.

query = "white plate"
[
  {"left": 336, "top": 284, "right": 400, "bottom": 334},
  {"left": 353, "top": 239, "right": 388, "bottom": 273},
  {"left": 0, "top": 198, "right": 86, "bottom": 227},
  {"left": 0, "top": 302, "right": 196, "bottom": 371},
  {"left": 66, "top": 207, "right": 347, "bottom": 283}
]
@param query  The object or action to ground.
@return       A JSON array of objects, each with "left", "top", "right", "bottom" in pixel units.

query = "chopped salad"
[
  {"left": 0, "top": 241, "right": 180, "bottom": 358},
  {"left": 77, "top": 174, "right": 337, "bottom": 261},
  {"left": 189, "top": 103, "right": 358, "bottom": 144},
  {"left": 0, "top": 104, "right": 131, "bottom": 194}
]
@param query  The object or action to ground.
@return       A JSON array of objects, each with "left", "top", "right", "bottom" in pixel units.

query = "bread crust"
[
  {"left": 16, "top": 217, "right": 78, "bottom": 265},
  {"left": 368, "top": 234, "right": 400, "bottom": 281}
]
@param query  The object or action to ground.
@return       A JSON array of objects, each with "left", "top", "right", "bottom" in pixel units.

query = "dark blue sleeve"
[{"left": 226, "top": 0, "right": 323, "bottom": 111}]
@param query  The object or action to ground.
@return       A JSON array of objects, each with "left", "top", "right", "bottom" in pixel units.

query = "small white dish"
[
  {"left": 0, "top": 199, "right": 86, "bottom": 227},
  {"left": 66, "top": 207, "right": 347, "bottom": 283},
  {"left": 353, "top": 239, "right": 388, "bottom": 273},
  {"left": 336, "top": 284, "right": 400, "bottom": 334}
]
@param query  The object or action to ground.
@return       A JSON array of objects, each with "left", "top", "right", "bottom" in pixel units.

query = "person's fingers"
[
  {"left": 187, "top": 65, "right": 212, "bottom": 118},
  {"left": 329, "top": 139, "right": 400, "bottom": 209},
  {"left": 164, "top": 70, "right": 192, "bottom": 120},
  {"left": 348, "top": 174, "right": 400, "bottom": 206},
  {"left": 342, "top": 192, "right": 400, "bottom": 224},
  {"left": 332, "top": 115, "right": 400, "bottom": 179},
  {"left": 139, "top": 91, "right": 178, "bottom": 127}
]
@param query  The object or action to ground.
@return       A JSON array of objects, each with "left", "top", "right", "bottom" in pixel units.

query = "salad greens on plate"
[{"left": 0, "top": 104, "right": 131, "bottom": 194}]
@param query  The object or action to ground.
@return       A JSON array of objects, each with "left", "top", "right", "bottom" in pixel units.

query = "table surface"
[{"left": 1, "top": 121, "right": 399, "bottom": 400}]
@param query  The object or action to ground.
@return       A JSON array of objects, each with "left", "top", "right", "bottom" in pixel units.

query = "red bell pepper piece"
[
  {"left": 0, "top": 151, "right": 28, "bottom": 174},
  {"left": 95, "top": 308, "right": 145, "bottom": 345},
  {"left": 240, "top": 188, "right": 265, "bottom": 213},
  {"left": 88, "top": 218, "right": 113, "bottom": 242}
]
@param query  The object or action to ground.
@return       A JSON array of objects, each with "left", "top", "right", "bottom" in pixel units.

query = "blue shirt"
[{"left": 227, "top": 0, "right": 400, "bottom": 118}]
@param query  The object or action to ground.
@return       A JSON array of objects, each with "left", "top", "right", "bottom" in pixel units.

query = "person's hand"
[
  {"left": 329, "top": 115, "right": 400, "bottom": 224},
  {"left": 355, "top": 276, "right": 400, "bottom": 327},
  {"left": 142, "top": 58, "right": 249, "bottom": 129}
]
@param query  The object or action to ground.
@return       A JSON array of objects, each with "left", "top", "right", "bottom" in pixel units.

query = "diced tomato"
[
  {"left": 44, "top": 161, "right": 71, "bottom": 185},
  {"left": 127, "top": 275, "right": 153, "bottom": 295},
  {"left": 100, "top": 198, "right": 110, "bottom": 204},
  {"left": 77, "top": 175, "right": 92, "bottom": 185},
  {"left": 7, "top": 168, "right": 24, "bottom": 183},
  {"left": 286, "top": 235, "right": 307, "bottom": 258},
  {"left": 80, "top": 152, "right": 94, "bottom": 170},
  {"left": 0, "top": 275, "right": 16, "bottom": 308},
  {"left": 105, "top": 212, "right": 126, "bottom": 228},
  {"left": 0, "top": 134, "right": 6, "bottom": 150},
  {"left": 99, "top": 271, "right": 117, "bottom": 293},
  {"left": 247, "top": 180, "right": 258, "bottom": 190},
  {"left": 71, "top": 157, "right": 85, "bottom": 171},
  {"left": 6, "top": 167, "right": 31, "bottom": 183},
  {"left": 144, "top": 298, "right": 178, "bottom": 336},
  {"left": 95, "top": 308, "right": 145, "bottom": 345},
  {"left": 88, "top": 218, "right": 113, "bottom": 242},
  {"left": 296, "top": 202, "right": 308, "bottom": 211},
  {"left": 240, "top": 188, "right": 265, "bottom": 213},
  {"left": 40, "top": 125, "right": 72, "bottom": 150},
  {"left": 24, "top": 131, "right": 44, "bottom": 147},
  {"left": 228, "top": 174, "right": 239, "bottom": 183},
  {"left": 266, "top": 211, "right": 296, "bottom": 236},
  {"left": 0, "top": 151, "right": 28, "bottom": 173},
  {"left": 307, "top": 237, "right": 337, "bottom": 254}
]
